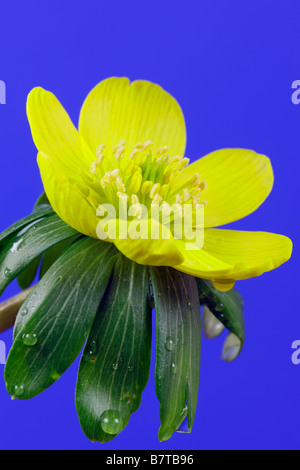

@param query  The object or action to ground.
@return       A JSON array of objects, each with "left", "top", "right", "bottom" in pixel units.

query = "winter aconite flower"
[
  {"left": 26, "top": 78, "right": 292, "bottom": 291},
  {"left": 0, "top": 77, "right": 293, "bottom": 443}
]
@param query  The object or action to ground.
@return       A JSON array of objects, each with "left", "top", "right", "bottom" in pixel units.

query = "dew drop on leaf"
[
  {"left": 22, "top": 332, "right": 38, "bottom": 346},
  {"left": 215, "top": 303, "right": 224, "bottom": 312},
  {"left": 4, "top": 267, "right": 12, "bottom": 279},
  {"left": 13, "top": 384, "right": 25, "bottom": 397},
  {"left": 165, "top": 336, "right": 175, "bottom": 351},
  {"left": 100, "top": 410, "right": 124, "bottom": 434}
]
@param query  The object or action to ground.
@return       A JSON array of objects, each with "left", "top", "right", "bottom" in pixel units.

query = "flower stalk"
[{"left": 0, "top": 288, "right": 33, "bottom": 333}]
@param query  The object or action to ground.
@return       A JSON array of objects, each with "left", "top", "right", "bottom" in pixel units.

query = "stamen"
[
  {"left": 89, "top": 161, "right": 97, "bottom": 175},
  {"left": 175, "top": 194, "right": 183, "bottom": 205},
  {"left": 129, "top": 148, "right": 141, "bottom": 160},
  {"left": 129, "top": 171, "right": 143, "bottom": 194},
  {"left": 100, "top": 169, "right": 120, "bottom": 188},
  {"left": 156, "top": 146, "right": 169, "bottom": 157},
  {"left": 142, "top": 140, "right": 153, "bottom": 152},
  {"left": 190, "top": 173, "right": 201, "bottom": 187},
  {"left": 141, "top": 181, "right": 153, "bottom": 195},
  {"left": 113, "top": 141, "right": 126, "bottom": 161},
  {"left": 131, "top": 194, "right": 142, "bottom": 218},
  {"left": 160, "top": 184, "right": 169, "bottom": 197},
  {"left": 169, "top": 156, "right": 182, "bottom": 165},
  {"left": 199, "top": 180, "right": 207, "bottom": 191},
  {"left": 96, "top": 144, "right": 106, "bottom": 157},
  {"left": 116, "top": 176, "right": 126, "bottom": 193},
  {"left": 91, "top": 139, "right": 208, "bottom": 233},
  {"left": 151, "top": 194, "right": 162, "bottom": 205},
  {"left": 177, "top": 157, "right": 190, "bottom": 170},
  {"left": 150, "top": 183, "right": 161, "bottom": 199},
  {"left": 161, "top": 201, "right": 171, "bottom": 213},
  {"left": 183, "top": 188, "right": 190, "bottom": 202},
  {"left": 117, "top": 192, "right": 129, "bottom": 201}
]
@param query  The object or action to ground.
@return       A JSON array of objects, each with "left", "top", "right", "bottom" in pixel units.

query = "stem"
[{"left": 0, "top": 288, "right": 33, "bottom": 333}]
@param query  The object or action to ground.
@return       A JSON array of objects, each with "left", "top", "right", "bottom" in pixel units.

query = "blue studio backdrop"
[{"left": 0, "top": 0, "right": 299, "bottom": 450}]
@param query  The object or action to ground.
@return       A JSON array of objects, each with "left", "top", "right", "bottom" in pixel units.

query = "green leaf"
[
  {"left": 39, "top": 236, "right": 79, "bottom": 278},
  {"left": 75, "top": 255, "right": 151, "bottom": 443},
  {"left": 5, "top": 238, "right": 119, "bottom": 399},
  {"left": 0, "top": 206, "right": 53, "bottom": 246},
  {"left": 33, "top": 192, "right": 50, "bottom": 209},
  {"left": 17, "top": 257, "right": 41, "bottom": 290},
  {"left": 196, "top": 279, "right": 245, "bottom": 344},
  {"left": 17, "top": 195, "right": 52, "bottom": 290},
  {"left": 150, "top": 267, "right": 201, "bottom": 442},
  {"left": 0, "top": 213, "right": 79, "bottom": 297}
]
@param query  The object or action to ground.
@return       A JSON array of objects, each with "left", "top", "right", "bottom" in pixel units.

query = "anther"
[
  {"left": 96, "top": 144, "right": 106, "bottom": 158},
  {"left": 183, "top": 188, "right": 190, "bottom": 202},
  {"left": 156, "top": 146, "right": 169, "bottom": 157},
  {"left": 151, "top": 194, "right": 162, "bottom": 205},
  {"left": 131, "top": 194, "right": 142, "bottom": 218},
  {"left": 129, "top": 172, "right": 143, "bottom": 194},
  {"left": 175, "top": 194, "right": 183, "bottom": 205},
  {"left": 190, "top": 173, "right": 201, "bottom": 187},
  {"left": 141, "top": 181, "right": 153, "bottom": 195},
  {"left": 199, "top": 180, "right": 207, "bottom": 191},
  {"left": 150, "top": 183, "right": 161, "bottom": 199},
  {"left": 116, "top": 176, "right": 126, "bottom": 193}
]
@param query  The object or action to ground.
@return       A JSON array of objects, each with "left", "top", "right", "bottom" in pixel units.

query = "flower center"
[{"left": 88, "top": 140, "right": 207, "bottom": 219}]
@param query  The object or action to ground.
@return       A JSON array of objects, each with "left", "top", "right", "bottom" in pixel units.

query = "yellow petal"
[
  {"left": 78, "top": 77, "right": 186, "bottom": 157},
  {"left": 175, "top": 228, "right": 292, "bottom": 281},
  {"left": 27, "top": 87, "right": 94, "bottom": 172},
  {"left": 37, "top": 152, "right": 100, "bottom": 238},
  {"left": 172, "top": 239, "right": 232, "bottom": 278},
  {"left": 111, "top": 219, "right": 184, "bottom": 266},
  {"left": 171, "top": 149, "right": 274, "bottom": 227}
]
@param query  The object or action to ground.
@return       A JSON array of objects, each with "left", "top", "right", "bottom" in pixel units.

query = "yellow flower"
[{"left": 26, "top": 77, "right": 292, "bottom": 291}]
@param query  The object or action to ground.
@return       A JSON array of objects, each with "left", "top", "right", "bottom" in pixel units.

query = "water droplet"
[
  {"left": 215, "top": 303, "right": 224, "bottom": 312},
  {"left": 20, "top": 307, "right": 28, "bottom": 317},
  {"left": 170, "top": 362, "right": 177, "bottom": 374},
  {"left": 100, "top": 409, "right": 124, "bottom": 434},
  {"left": 16, "top": 219, "right": 44, "bottom": 237},
  {"left": 4, "top": 267, "right": 12, "bottom": 279},
  {"left": 11, "top": 238, "right": 24, "bottom": 253},
  {"left": 165, "top": 336, "right": 175, "bottom": 351},
  {"left": 22, "top": 332, "right": 38, "bottom": 346},
  {"left": 13, "top": 384, "right": 25, "bottom": 397},
  {"left": 50, "top": 371, "right": 60, "bottom": 380}
]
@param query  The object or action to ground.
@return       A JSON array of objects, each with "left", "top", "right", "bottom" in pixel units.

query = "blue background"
[{"left": 0, "top": 0, "right": 299, "bottom": 450}]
